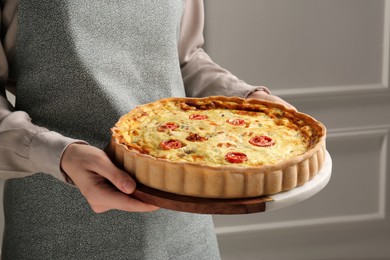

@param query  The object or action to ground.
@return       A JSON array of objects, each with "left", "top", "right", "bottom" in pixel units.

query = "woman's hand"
[
  {"left": 247, "top": 90, "right": 296, "bottom": 111},
  {"left": 60, "top": 143, "right": 159, "bottom": 213}
]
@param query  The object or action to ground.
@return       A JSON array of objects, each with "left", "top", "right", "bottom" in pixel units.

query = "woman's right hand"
[{"left": 60, "top": 143, "right": 160, "bottom": 213}]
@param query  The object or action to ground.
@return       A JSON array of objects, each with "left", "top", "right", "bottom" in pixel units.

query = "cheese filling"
[{"left": 119, "top": 101, "right": 312, "bottom": 167}]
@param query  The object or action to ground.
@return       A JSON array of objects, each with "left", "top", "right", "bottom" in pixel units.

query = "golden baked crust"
[{"left": 110, "top": 96, "right": 326, "bottom": 198}]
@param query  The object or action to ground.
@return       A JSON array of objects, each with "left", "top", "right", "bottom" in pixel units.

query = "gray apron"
[{"left": 2, "top": 0, "right": 220, "bottom": 259}]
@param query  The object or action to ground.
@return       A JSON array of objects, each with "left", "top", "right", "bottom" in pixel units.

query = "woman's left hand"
[{"left": 247, "top": 90, "right": 296, "bottom": 111}]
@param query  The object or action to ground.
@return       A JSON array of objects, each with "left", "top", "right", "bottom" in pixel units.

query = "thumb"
[{"left": 90, "top": 152, "right": 137, "bottom": 194}]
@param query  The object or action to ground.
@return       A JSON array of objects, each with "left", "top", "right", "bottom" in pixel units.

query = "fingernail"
[{"left": 123, "top": 180, "right": 135, "bottom": 193}]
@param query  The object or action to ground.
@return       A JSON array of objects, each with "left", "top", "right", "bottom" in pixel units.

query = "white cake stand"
[{"left": 265, "top": 150, "right": 332, "bottom": 212}]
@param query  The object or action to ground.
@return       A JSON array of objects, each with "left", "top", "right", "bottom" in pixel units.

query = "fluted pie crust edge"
[{"left": 109, "top": 96, "right": 327, "bottom": 199}]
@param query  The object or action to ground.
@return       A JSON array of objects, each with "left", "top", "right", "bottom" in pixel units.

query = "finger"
[
  {"left": 90, "top": 185, "right": 160, "bottom": 213},
  {"left": 270, "top": 96, "right": 297, "bottom": 111},
  {"left": 93, "top": 197, "right": 160, "bottom": 213},
  {"left": 92, "top": 155, "right": 137, "bottom": 194},
  {"left": 249, "top": 93, "right": 296, "bottom": 111}
]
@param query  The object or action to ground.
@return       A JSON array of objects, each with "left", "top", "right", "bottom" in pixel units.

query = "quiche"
[{"left": 109, "top": 96, "right": 326, "bottom": 198}]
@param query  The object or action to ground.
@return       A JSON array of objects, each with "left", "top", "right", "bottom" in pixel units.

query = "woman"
[{"left": 0, "top": 0, "right": 291, "bottom": 259}]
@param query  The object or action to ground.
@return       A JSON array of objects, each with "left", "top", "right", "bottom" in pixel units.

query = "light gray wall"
[
  {"left": 204, "top": 0, "right": 383, "bottom": 91},
  {"left": 205, "top": 1, "right": 390, "bottom": 259}
]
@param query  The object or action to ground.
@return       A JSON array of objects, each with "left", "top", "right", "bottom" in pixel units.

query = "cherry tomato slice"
[
  {"left": 249, "top": 136, "right": 275, "bottom": 147},
  {"left": 189, "top": 114, "right": 208, "bottom": 120},
  {"left": 226, "top": 118, "right": 245, "bottom": 126},
  {"left": 160, "top": 139, "right": 183, "bottom": 150},
  {"left": 157, "top": 122, "right": 179, "bottom": 132},
  {"left": 225, "top": 152, "right": 247, "bottom": 164}
]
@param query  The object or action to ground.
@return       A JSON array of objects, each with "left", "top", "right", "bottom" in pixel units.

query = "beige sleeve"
[
  {"left": 0, "top": 0, "right": 84, "bottom": 182},
  {"left": 178, "top": 0, "right": 270, "bottom": 98},
  {"left": 0, "top": 97, "right": 81, "bottom": 181}
]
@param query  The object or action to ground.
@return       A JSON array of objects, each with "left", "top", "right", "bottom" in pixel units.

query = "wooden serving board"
[{"left": 133, "top": 184, "right": 273, "bottom": 214}]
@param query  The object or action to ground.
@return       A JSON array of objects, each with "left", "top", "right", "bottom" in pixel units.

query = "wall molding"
[
  {"left": 272, "top": 83, "right": 389, "bottom": 100},
  {"left": 216, "top": 125, "right": 389, "bottom": 236},
  {"left": 383, "top": 0, "right": 390, "bottom": 85},
  {"left": 271, "top": 0, "right": 390, "bottom": 100},
  {"left": 215, "top": 213, "right": 385, "bottom": 236}
]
